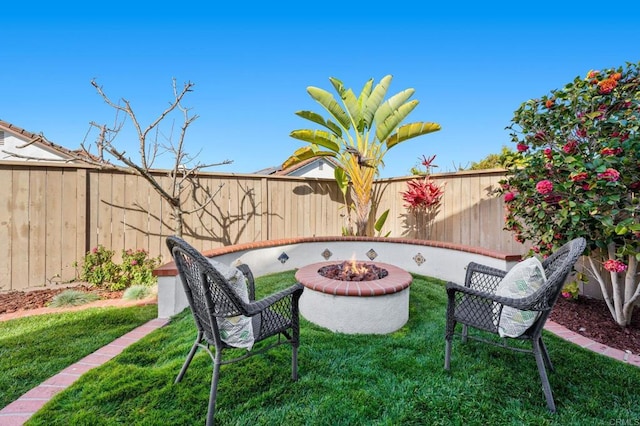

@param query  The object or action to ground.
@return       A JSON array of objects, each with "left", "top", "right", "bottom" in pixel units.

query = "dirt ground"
[{"left": 0, "top": 284, "right": 156, "bottom": 322}]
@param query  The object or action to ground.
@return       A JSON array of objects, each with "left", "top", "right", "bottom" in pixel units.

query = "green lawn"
[
  {"left": 0, "top": 304, "right": 157, "bottom": 409},
  {"left": 25, "top": 272, "right": 640, "bottom": 425}
]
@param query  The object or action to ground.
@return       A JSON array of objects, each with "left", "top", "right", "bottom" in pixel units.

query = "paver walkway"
[
  {"left": 0, "top": 318, "right": 169, "bottom": 426},
  {"left": 1, "top": 318, "right": 638, "bottom": 425}
]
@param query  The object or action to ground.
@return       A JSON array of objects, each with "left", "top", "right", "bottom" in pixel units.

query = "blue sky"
[{"left": 2, "top": 2, "right": 639, "bottom": 177}]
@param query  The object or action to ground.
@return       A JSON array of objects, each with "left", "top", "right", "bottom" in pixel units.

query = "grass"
[
  {"left": 24, "top": 271, "right": 640, "bottom": 425},
  {"left": 0, "top": 304, "right": 157, "bottom": 408}
]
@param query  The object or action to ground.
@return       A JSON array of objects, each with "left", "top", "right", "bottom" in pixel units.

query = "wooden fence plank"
[
  {"left": 61, "top": 169, "right": 79, "bottom": 282},
  {"left": 11, "top": 169, "right": 30, "bottom": 290},
  {"left": 28, "top": 169, "right": 47, "bottom": 287},
  {"left": 0, "top": 169, "right": 12, "bottom": 291},
  {"left": 45, "top": 169, "right": 63, "bottom": 285}
]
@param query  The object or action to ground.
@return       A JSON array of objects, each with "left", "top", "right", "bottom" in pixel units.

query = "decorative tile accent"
[
  {"left": 366, "top": 249, "right": 378, "bottom": 261},
  {"left": 321, "top": 249, "right": 333, "bottom": 260},
  {"left": 278, "top": 252, "right": 289, "bottom": 264},
  {"left": 413, "top": 253, "right": 425, "bottom": 266}
]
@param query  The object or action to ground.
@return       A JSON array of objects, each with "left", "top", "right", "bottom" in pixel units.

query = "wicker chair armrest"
[
  {"left": 446, "top": 281, "right": 547, "bottom": 311},
  {"left": 245, "top": 283, "right": 304, "bottom": 316}
]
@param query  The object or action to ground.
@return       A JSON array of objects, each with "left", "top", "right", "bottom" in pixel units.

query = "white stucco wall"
[
  {"left": 0, "top": 131, "right": 68, "bottom": 162},
  {"left": 286, "top": 158, "right": 336, "bottom": 179},
  {"left": 157, "top": 240, "right": 519, "bottom": 319}
]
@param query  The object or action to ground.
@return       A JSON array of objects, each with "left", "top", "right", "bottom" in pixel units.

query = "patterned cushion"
[
  {"left": 211, "top": 260, "right": 255, "bottom": 350},
  {"left": 494, "top": 257, "right": 547, "bottom": 338}
]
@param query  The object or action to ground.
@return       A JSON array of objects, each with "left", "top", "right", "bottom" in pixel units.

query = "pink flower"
[
  {"left": 600, "top": 147, "right": 623, "bottom": 156},
  {"left": 562, "top": 140, "right": 578, "bottom": 154},
  {"left": 597, "top": 168, "right": 620, "bottom": 182},
  {"left": 131, "top": 260, "right": 138, "bottom": 266},
  {"left": 91, "top": 247, "right": 98, "bottom": 254},
  {"left": 517, "top": 143, "right": 529, "bottom": 152},
  {"left": 544, "top": 148, "right": 553, "bottom": 159},
  {"left": 570, "top": 172, "right": 588, "bottom": 182},
  {"left": 576, "top": 128, "right": 587, "bottom": 138},
  {"left": 534, "top": 131, "right": 546, "bottom": 140},
  {"left": 504, "top": 192, "right": 516, "bottom": 202},
  {"left": 536, "top": 180, "right": 554, "bottom": 194},
  {"left": 603, "top": 259, "right": 627, "bottom": 273},
  {"left": 561, "top": 291, "right": 572, "bottom": 299}
]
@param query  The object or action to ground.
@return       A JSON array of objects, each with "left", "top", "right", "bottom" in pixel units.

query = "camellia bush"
[{"left": 499, "top": 61, "right": 640, "bottom": 327}]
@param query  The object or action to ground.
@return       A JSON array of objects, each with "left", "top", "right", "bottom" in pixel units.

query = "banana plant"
[{"left": 284, "top": 75, "right": 441, "bottom": 236}]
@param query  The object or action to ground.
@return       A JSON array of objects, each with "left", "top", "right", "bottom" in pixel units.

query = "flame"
[{"left": 346, "top": 255, "right": 368, "bottom": 275}]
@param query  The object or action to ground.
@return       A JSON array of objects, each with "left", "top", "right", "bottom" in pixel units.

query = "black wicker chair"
[
  {"left": 444, "top": 237, "right": 586, "bottom": 412},
  {"left": 166, "top": 236, "right": 304, "bottom": 425}
]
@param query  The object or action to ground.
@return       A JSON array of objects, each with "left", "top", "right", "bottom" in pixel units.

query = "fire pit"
[{"left": 295, "top": 260, "right": 412, "bottom": 334}]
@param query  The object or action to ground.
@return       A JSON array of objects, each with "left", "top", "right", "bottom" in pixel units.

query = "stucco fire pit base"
[{"left": 296, "top": 261, "right": 412, "bottom": 334}]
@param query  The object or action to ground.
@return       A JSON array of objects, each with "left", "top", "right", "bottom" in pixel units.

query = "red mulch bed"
[
  {"left": 549, "top": 295, "right": 640, "bottom": 355},
  {"left": 0, "top": 285, "right": 124, "bottom": 315},
  {"left": 1, "top": 285, "right": 639, "bottom": 355}
]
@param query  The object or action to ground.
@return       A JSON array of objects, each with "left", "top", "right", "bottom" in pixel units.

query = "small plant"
[
  {"left": 75, "top": 246, "right": 161, "bottom": 291},
  {"left": 113, "top": 249, "right": 161, "bottom": 291},
  {"left": 401, "top": 155, "right": 445, "bottom": 240},
  {"left": 74, "top": 245, "right": 119, "bottom": 287},
  {"left": 123, "top": 284, "right": 156, "bottom": 301},
  {"left": 49, "top": 289, "right": 100, "bottom": 307}
]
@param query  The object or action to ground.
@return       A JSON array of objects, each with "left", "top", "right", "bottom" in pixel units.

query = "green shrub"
[
  {"left": 74, "top": 245, "right": 119, "bottom": 287},
  {"left": 75, "top": 246, "right": 162, "bottom": 291}
]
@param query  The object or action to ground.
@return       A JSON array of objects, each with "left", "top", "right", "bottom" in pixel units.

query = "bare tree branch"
[{"left": 84, "top": 78, "right": 233, "bottom": 236}]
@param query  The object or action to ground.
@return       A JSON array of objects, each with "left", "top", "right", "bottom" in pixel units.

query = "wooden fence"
[{"left": 0, "top": 162, "right": 524, "bottom": 291}]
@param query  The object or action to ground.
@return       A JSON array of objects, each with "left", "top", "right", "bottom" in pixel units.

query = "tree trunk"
[{"left": 173, "top": 205, "right": 183, "bottom": 238}]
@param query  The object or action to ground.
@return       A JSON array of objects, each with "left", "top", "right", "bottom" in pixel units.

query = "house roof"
[
  {"left": 0, "top": 119, "right": 101, "bottom": 164},
  {"left": 255, "top": 157, "right": 341, "bottom": 176}
]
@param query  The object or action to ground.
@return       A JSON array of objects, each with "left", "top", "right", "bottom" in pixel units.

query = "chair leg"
[
  {"left": 533, "top": 339, "right": 556, "bottom": 412},
  {"left": 539, "top": 337, "right": 555, "bottom": 372},
  {"left": 444, "top": 317, "right": 456, "bottom": 370},
  {"left": 175, "top": 331, "right": 203, "bottom": 384},
  {"left": 292, "top": 344, "right": 299, "bottom": 381},
  {"left": 207, "top": 359, "right": 221, "bottom": 426},
  {"left": 461, "top": 325, "right": 468, "bottom": 343},
  {"left": 444, "top": 338, "right": 452, "bottom": 370}
]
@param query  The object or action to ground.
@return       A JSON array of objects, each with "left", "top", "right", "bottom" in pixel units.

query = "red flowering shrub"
[
  {"left": 401, "top": 155, "right": 445, "bottom": 239},
  {"left": 500, "top": 61, "right": 640, "bottom": 326}
]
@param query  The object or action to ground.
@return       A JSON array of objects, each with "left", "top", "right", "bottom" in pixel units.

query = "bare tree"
[{"left": 79, "top": 78, "right": 232, "bottom": 237}]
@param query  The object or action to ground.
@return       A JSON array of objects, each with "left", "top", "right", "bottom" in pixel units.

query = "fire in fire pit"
[{"left": 317, "top": 260, "right": 389, "bottom": 282}]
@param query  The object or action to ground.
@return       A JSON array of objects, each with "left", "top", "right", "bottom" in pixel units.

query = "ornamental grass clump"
[
  {"left": 49, "top": 289, "right": 100, "bottom": 307},
  {"left": 499, "top": 61, "right": 640, "bottom": 326}
]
